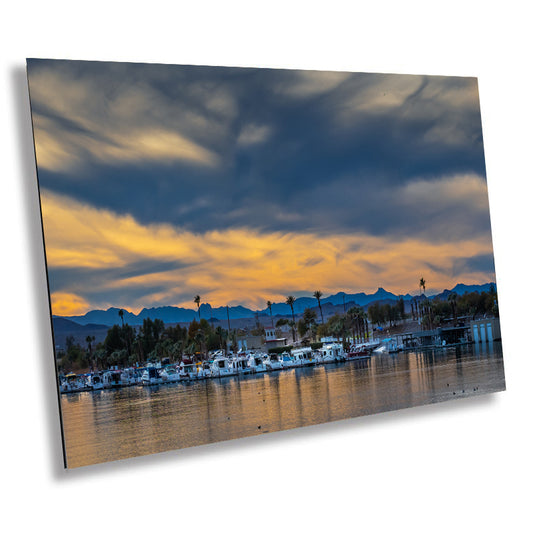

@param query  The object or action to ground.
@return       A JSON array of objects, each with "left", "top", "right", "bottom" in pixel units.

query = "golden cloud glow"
[
  {"left": 42, "top": 190, "right": 496, "bottom": 314},
  {"left": 51, "top": 292, "right": 91, "bottom": 316}
]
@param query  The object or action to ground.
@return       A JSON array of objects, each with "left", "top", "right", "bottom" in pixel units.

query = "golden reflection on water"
[{"left": 61, "top": 343, "right": 505, "bottom": 468}]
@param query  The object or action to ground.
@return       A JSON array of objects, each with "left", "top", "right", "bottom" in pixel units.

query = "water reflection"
[{"left": 61, "top": 342, "right": 505, "bottom": 468}]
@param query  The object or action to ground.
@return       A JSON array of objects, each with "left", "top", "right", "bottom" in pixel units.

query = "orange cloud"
[
  {"left": 50, "top": 292, "right": 91, "bottom": 316},
  {"left": 41, "top": 190, "right": 496, "bottom": 313}
]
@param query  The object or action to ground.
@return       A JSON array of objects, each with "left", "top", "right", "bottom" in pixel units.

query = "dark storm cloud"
[
  {"left": 28, "top": 60, "right": 489, "bottom": 242},
  {"left": 452, "top": 253, "right": 496, "bottom": 278},
  {"left": 48, "top": 259, "right": 192, "bottom": 297},
  {"left": 423, "top": 253, "right": 496, "bottom": 279}
]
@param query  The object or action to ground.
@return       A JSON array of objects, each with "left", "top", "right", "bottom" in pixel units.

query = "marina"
[
  {"left": 58, "top": 341, "right": 381, "bottom": 393},
  {"left": 61, "top": 341, "right": 505, "bottom": 468}
]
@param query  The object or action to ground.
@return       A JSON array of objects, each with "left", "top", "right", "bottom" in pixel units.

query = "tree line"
[
  {"left": 56, "top": 315, "right": 258, "bottom": 373},
  {"left": 57, "top": 282, "right": 498, "bottom": 372}
]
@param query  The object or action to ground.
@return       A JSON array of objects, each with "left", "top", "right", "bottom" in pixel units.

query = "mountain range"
[{"left": 56, "top": 283, "right": 496, "bottom": 327}]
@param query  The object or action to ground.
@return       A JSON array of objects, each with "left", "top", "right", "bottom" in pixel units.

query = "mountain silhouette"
[{"left": 56, "top": 282, "right": 495, "bottom": 327}]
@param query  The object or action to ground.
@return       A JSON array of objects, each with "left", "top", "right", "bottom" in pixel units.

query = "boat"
[
  {"left": 247, "top": 353, "right": 268, "bottom": 373},
  {"left": 346, "top": 343, "right": 372, "bottom": 360},
  {"left": 201, "top": 361, "right": 212, "bottom": 378},
  {"left": 60, "top": 373, "right": 88, "bottom": 393},
  {"left": 264, "top": 352, "right": 283, "bottom": 371},
  {"left": 280, "top": 351, "right": 300, "bottom": 368},
  {"left": 210, "top": 354, "right": 237, "bottom": 377},
  {"left": 179, "top": 360, "right": 205, "bottom": 380},
  {"left": 291, "top": 347, "right": 316, "bottom": 366},
  {"left": 160, "top": 365, "right": 180, "bottom": 382},
  {"left": 120, "top": 367, "right": 139, "bottom": 386},
  {"left": 141, "top": 367, "right": 162, "bottom": 385},
  {"left": 87, "top": 372, "right": 104, "bottom": 390},
  {"left": 102, "top": 370, "right": 122, "bottom": 388},
  {"left": 318, "top": 343, "right": 346, "bottom": 363},
  {"left": 374, "top": 338, "right": 403, "bottom": 354},
  {"left": 230, "top": 355, "right": 251, "bottom": 374}
]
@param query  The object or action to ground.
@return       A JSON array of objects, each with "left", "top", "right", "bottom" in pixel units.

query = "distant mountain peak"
[{"left": 57, "top": 282, "right": 496, "bottom": 327}]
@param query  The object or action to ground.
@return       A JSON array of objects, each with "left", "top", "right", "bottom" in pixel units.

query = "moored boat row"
[{"left": 59, "top": 342, "right": 382, "bottom": 393}]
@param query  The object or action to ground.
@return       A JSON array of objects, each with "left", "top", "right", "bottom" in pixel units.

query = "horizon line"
[{"left": 55, "top": 281, "right": 496, "bottom": 318}]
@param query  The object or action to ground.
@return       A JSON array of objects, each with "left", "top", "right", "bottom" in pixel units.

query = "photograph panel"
[{"left": 27, "top": 59, "right": 505, "bottom": 468}]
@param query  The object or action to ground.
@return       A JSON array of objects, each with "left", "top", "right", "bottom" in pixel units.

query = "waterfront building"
[
  {"left": 264, "top": 327, "right": 288, "bottom": 349},
  {"left": 471, "top": 317, "right": 501, "bottom": 343}
]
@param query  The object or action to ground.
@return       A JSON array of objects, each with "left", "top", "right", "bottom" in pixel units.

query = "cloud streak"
[
  {"left": 42, "top": 191, "right": 495, "bottom": 315},
  {"left": 28, "top": 60, "right": 227, "bottom": 172},
  {"left": 27, "top": 60, "right": 495, "bottom": 315}
]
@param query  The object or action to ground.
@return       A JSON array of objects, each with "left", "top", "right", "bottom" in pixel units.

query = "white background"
[{"left": 1, "top": 2, "right": 531, "bottom": 531}]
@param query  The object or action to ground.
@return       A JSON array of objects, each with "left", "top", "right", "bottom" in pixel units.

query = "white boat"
[
  {"left": 318, "top": 343, "right": 345, "bottom": 363},
  {"left": 87, "top": 373, "right": 104, "bottom": 390},
  {"left": 291, "top": 347, "right": 316, "bottom": 366},
  {"left": 160, "top": 365, "right": 180, "bottom": 382},
  {"left": 201, "top": 361, "right": 212, "bottom": 378},
  {"left": 264, "top": 352, "right": 283, "bottom": 371},
  {"left": 120, "top": 367, "right": 138, "bottom": 386},
  {"left": 374, "top": 339, "right": 403, "bottom": 354},
  {"left": 141, "top": 367, "right": 162, "bottom": 385},
  {"left": 102, "top": 370, "right": 122, "bottom": 388},
  {"left": 247, "top": 353, "right": 268, "bottom": 373},
  {"left": 280, "top": 352, "right": 300, "bottom": 368},
  {"left": 346, "top": 344, "right": 372, "bottom": 360},
  {"left": 60, "top": 373, "right": 87, "bottom": 393},
  {"left": 209, "top": 355, "right": 237, "bottom": 377},
  {"left": 178, "top": 360, "right": 203, "bottom": 380},
  {"left": 230, "top": 355, "right": 251, "bottom": 374}
]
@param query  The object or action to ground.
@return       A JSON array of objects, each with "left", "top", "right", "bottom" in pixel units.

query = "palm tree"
[
  {"left": 194, "top": 295, "right": 201, "bottom": 320},
  {"left": 266, "top": 300, "right": 274, "bottom": 328},
  {"left": 286, "top": 295, "right": 296, "bottom": 342},
  {"left": 86, "top": 335, "right": 95, "bottom": 369},
  {"left": 448, "top": 292, "right": 458, "bottom": 326},
  {"left": 194, "top": 329, "right": 206, "bottom": 359},
  {"left": 118, "top": 308, "right": 124, "bottom": 327},
  {"left": 346, "top": 307, "right": 358, "bottom": 343},
  {"left": 419, "top": 277, "right": 426, "bottom": 295},
  {"left": 313, "top": 290, "right": 324, "bottom": 324}
]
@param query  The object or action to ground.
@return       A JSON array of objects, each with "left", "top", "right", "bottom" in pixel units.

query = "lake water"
[{"left": 60, "top": 342, "right": 505, "bottom": 468}]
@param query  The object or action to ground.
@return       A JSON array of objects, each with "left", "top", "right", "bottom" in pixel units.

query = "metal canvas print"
[{"left": 27, "top": 59, "right": 505, "bottom": 468}]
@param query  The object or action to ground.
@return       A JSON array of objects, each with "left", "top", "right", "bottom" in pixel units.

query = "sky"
[{"left": 27, "top": 59, "right": 496, "bottom": 316}]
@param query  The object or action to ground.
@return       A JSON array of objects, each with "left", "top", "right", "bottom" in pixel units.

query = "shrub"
[{"left": 268, "top": 345, "right": 293, "bottom": 354}]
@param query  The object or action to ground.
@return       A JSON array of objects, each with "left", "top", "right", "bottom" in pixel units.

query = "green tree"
[
  {"left": 138, "top": 318, "right": 162, "bottom": 356},
  {"left": 368, "top": 302, "right": 385, "bottom": 326},
  {"left": 328, "top": 314, "right": 348, "bottom": 344},
  {"left": 188, "top": 319, "right": 200, "bottom": 340},
  {"left": 297, "top": 308, "right": 317, "bottom": 340},
  {"left": 303, "top": 307, "right": 317, "bottom": 327},
  {"left": 346, "top": 307, "right": 360, "bottom": 342},
  {"left": 104, "top": 325, "right": 125, "bottom": 356},
  {"left": 448, "top": 292, "right": 458, "bottom": 326},
  {"left": 297, "top": 319, "right": 308, "bottom": 339},
  {"left": 86, "top": 335, "right": 96, "bottom": 369}
]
